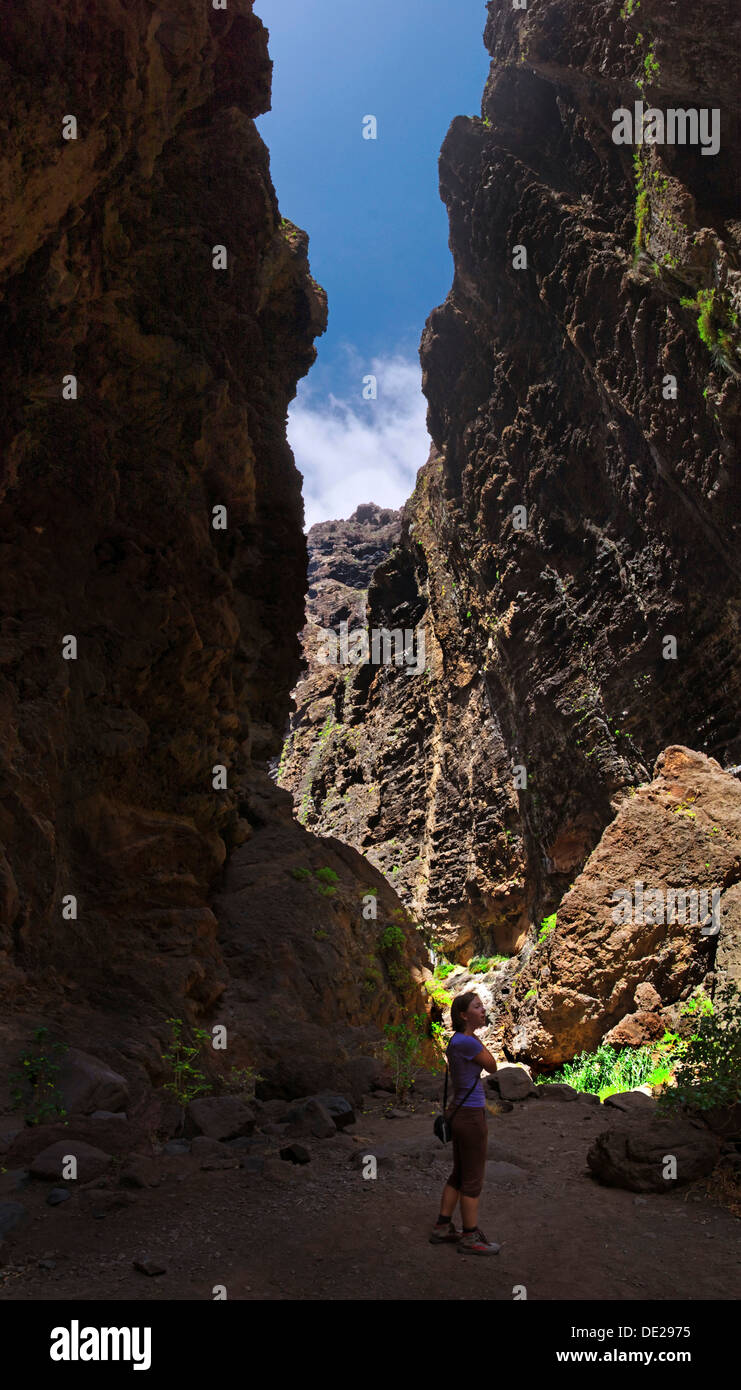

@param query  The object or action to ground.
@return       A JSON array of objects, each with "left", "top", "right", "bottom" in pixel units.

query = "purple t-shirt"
[{"left": 448, "top": 1032, "right": 485, "bottom": 1108}]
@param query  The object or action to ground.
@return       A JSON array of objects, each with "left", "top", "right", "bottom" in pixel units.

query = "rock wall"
[
  {"left": 281, "top": 0, "right": 741, "bottom": 966},
  {"left": 0, "top": 1, "right": 430, "bottom": 1097},
  {"left": 504, "top": 746, "right": 741, "bottom": 1065}
]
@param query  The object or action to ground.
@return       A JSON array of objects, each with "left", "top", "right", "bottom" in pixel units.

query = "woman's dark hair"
[{"left": 450, "top": 992, "right": 478, "bottom": 1032}]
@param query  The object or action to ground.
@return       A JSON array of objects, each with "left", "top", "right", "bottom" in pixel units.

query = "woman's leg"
[
  {"left": 438, "top": 1183, "right": 460, "bottom": 1220},
  {"left": 458, "top": 1109, "right": 488, "bottom": 1227},
  {"left": 438, "top": 1121, "right": 464, "bottom": 1220}
]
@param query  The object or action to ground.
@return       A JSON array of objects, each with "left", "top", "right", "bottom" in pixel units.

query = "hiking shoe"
[
  {"left": 429, "top": 1221, "right": 462, "bottom": 1244},
  {"left": 457, "top": 1227, "right": 501, "bottom": 1255}
]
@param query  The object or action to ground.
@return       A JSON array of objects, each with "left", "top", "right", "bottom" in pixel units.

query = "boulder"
[
  {"left": 283, "top": 1098, "right": 336, "bottom": 1139},
  {"left": 604, "top": 1090, "right": 656, "bottom": 1113},
  {"left": 296, "top": 1093, "right": 356, "bottom": 1129},
  {"left": 489, "top": 1065, "right": 538, "bottom": 1101},
  {"left": 535, "top": 1083, "right": 578, "bottom": 1101},
  {"left": 187, "top": 1096, "right": 255, "bottom": 1141},
  {"left": 30, "top": 1140, "right": 112, "bottom": 1183},
  {"left": 504, "top": 748, "right": 741, "bottom": 1065},
  {"left": 57, "top": 1049, "right": 129, "bottom": 1116},
  {"left": 587, "top": 1116, "right": 719, "bottom": 1192}
]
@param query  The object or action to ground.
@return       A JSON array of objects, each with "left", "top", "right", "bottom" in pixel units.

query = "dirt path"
[{"left": 1, "top": 1091, "right": 739, "bottom": 1302}]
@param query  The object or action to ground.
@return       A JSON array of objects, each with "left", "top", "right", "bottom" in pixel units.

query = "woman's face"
[{"left": 465, "top": 995, "right": 487, "bottom": 1029}]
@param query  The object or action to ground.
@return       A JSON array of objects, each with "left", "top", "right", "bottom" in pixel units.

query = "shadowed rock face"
[
  {"left": 0, "top": 0, "right": 326, "bottom": 1016},
  {"left": 0, "top": 2, "right": 431, "bottom": 1096},
  {"left": 280, "top": 0, "right": 741, "bottom": 963}
]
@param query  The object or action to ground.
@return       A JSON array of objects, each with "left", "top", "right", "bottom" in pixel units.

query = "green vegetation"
[
  {"left": 379, "top": 923, "right": 405, "bottom": 953},
  {"left": 536, "top": 988, "right": 739, "bottom": 1108},
  {"left": 536, "top": 1034, "right": 685, "bottom": 1100},
  {"left": 160, "top": 1017, "right": 212, "bottom": 1118},
  {"left": 679, "top": 288, "right": 740, "bottom": 372},
  {"left": 433, "top": 959, "right": 455, "bottom": 981},
  {"left": 159, "top": 1019, "right": 263, "bottom": 1131},
  {"left": 524, "top": 988, "right": 538, "bottom": 1002},
  {"left": 643, "top": 42, "right": 660, "bottom": 82},
  {"left": 315, "top": 866, "right": 339, "bottom": 897},
  {"left": 660, "top": 982, "right": 741, "bottom": 1115},
  {"left": 468, "top": 954, "right": 508, "bottom": 974},
  {"left": 633, "top": 150, "right": 649, "bottom": 261},
  {"left": 10, "top": 1027, "right": 69, "bottom": 1126},
  {"left": 288, "top": 865, "right": 312, "bottom": 881},
  {"left": 425, "top": 980, "right": 453, "bottom": 1009},
  {"left": 381, "top": 1014, "right": 430, "bottom": 1101},
  {"left": 538, "top": 912, "right": 557, "bottom": 942}
]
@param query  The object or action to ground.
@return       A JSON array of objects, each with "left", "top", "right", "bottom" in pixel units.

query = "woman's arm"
[{"left": 473, "top": 1044, "right": 498, "bottom": 1073}]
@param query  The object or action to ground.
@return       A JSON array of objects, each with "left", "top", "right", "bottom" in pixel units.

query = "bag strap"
[{"left": 443, "top": 1036, "right": 482, "bottom": 1122}]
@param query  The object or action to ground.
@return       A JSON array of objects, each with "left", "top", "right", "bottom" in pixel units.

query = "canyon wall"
[
  {"left": 0, "top": 1, "right": 429, "bottom": 1099},
  {"left": 280, "top": 0, "right": 740, "bottom": 981}
]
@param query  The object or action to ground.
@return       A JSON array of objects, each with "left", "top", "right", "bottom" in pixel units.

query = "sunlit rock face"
[
  {"left": 280, "top": 0, "right": 740, "bottom": 968},
  {"left": 0, "top": 4, "right": 431, "bottom": 1094},
  {"left": 503, "top": 747, "right": 741, "bottom": 1065}
]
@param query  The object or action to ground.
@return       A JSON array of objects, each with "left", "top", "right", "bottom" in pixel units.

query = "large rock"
[
  {"left": 30, "top": 1140, "right": 112, "bottom": 1183},
  {"left": 587, "top": 1116, "right": 720, "bottom": 1192},
  {"left": 283, "top": 1099, "right": 336, "bottom": 1140},
  {"left": 489, "top": 1065, "right": 538, "bottom": 1101},
  {"left": 58, "top": 1049, "right": 129, "bottom": 1116},
  {"left": 505, "top": 748, "right": 741, "bottom": 1064},
  {"left": 187, "top": 1097, "right": 255, "bottom": 1142}
]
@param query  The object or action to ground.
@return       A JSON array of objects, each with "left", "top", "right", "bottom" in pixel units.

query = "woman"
[{"left": 430, "top": 991, "right": 501, "bottom": 1255}]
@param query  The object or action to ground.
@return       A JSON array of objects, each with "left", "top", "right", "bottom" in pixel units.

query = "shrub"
[
  {"left": 538, "top": 913, "right": 557, "bottom": 942},
  {"left": 160, "top": 1017, "right": 212, "bottom": 1129},
  {"left": 9, "top": 1027, "right": 69, "bottom": 1126},
  {"left": 659, "top": 981, "right": 741, "bottom": 1115},
  {"left": 381, "top": 1014, "right": 429, "bottom": 1101},
  {"left": 379, "top": 923, "right": 405, "bottom": 954},
  {"left": 536, "top": 1034, "right": 686, "bottom": 1099}
]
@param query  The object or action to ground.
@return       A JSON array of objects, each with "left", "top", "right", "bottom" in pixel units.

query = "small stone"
[
  {"left": 133, "top": 1258, "right": 167, "bottom": 1277},
  {"left": 47, "top": 1188, "right": 72, "bottom": 1206},
  {"left": 164, "top": 1139, "right": 191, "bottom": 1155},
  {"left": 90, "top": 1110, "right": 128, "bottom": 1121},
  {"left": 279, "top": 1143, "right": 311, "bottom": 1165}
]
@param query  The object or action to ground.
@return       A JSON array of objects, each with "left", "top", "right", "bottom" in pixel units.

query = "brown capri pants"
[{"left": 445, "top": 1106, "right": 487, "bottom": 1198}]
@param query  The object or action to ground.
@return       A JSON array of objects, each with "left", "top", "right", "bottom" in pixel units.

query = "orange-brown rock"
[{"left": 504, "top": 748, "right": 741, "bottom": 1065}]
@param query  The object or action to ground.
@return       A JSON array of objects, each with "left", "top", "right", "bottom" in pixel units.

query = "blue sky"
[{"left": 255, "top": 0, "right": 491, "bottom": 527}]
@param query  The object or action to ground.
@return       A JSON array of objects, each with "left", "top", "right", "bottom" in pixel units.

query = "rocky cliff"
[
  {"left": 280, "top": 0, "right": 741, "bottom": 987},
  {"left": 0, "top": 1, "right": 429, "bottom": 1101}
]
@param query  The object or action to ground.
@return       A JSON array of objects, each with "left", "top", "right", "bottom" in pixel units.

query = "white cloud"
[{"left": 288, "top": 352, "right": 431, "bottom": 530}]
